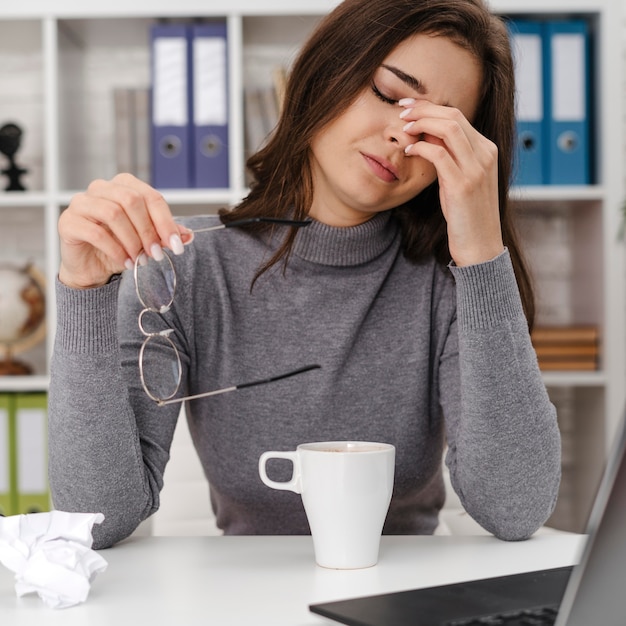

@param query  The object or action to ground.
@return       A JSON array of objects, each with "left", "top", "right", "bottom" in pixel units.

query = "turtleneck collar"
[{"left": 292, "top": 211, "right": 399, "bottom": 267}]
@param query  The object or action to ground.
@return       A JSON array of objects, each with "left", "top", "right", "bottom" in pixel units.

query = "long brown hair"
[{"left": 220, "top": 0, "right": 535, "bottom": 326}]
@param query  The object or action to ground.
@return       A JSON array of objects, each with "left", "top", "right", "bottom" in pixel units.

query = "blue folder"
[
  {"left": 508, "top": 20, "right": 546, "bottom": 186},
  {"left": 544, "top": 21, "right": 591, "bottom": 185},
  {"left": 190, "top": 21, "right": 229, "bottom": 188},
  {"left": 150, "top": 23, "right": 193, "bottom": 189}
]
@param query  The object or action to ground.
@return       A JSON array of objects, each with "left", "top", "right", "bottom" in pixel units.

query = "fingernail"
[
  {"left": 138, "top": 253, "right": 149, "bottom": 266},
  {"left": 398, "top": 98, "right": 415, "bottom": 107},
  {"left": 399, "top": 108, "right": 413, "bottom": 120},
  {"left": 404, "top": 144, "right": 414, "bottom": 155},
  {"left": 124, "top": 258, "right": 134, "bottom": 271},
  {"left": 150, "top": 243, "right": 165, "bottom": 261},
  {"left": 169, "top": 234, "right": 184, "bottom": 255},
  {"left": 403, "top": 121, "right": 414, "bottom": 132}
]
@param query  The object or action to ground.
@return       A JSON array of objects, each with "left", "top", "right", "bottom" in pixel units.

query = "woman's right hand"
[{"left": 58, "top": 174, "right": 192, "bottom": 289}]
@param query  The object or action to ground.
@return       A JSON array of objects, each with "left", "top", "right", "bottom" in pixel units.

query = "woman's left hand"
[{"left": 401, "top": 100, "right": 505, "bottom": 266}]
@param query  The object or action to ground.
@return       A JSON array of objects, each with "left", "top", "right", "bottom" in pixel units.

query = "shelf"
[
  {"left": 0, "top": 186, "right": 606, "bottom": 210},
  {"left": 0, "top": 375, "right": 49, "bottom": 393},
  {"left": 56, "top": 188, "right": 247, "bottom": 208},
  {"left": 0, "top": 1, "right": 338, "bottom": 20},
  {"left": 0, "top": 192, "right": 50, "bottom": 207},
  {"left": 542, "top": 370, "right": 606, "bottom": 387},
  {"left": 510, "top": 185, "right": 605, "bottom": 203}
]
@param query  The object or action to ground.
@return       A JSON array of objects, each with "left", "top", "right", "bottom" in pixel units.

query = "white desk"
[{"left": 0, "top": 534, "right": 584, "bottom": 625}]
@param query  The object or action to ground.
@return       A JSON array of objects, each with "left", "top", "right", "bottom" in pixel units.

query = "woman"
[{"left": 49, "top": 0, "right": 561, "bottom": 549}]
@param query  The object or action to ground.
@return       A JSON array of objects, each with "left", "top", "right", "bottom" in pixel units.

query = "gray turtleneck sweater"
[{"left": 48, "top": 212, "right": 561, "bottom": 549}]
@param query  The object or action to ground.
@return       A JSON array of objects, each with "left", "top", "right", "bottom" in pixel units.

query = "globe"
[{"left": 0, "top": 262, "right": 46, "bottom": 375}]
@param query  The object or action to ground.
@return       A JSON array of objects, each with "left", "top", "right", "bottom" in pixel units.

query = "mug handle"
[{"left": 258, "top": 451, "right": 301, "bottom": 493}]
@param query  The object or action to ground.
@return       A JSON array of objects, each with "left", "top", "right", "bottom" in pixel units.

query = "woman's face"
[{"left": 308, "top": 33, "right": 483, "bottom": 227}]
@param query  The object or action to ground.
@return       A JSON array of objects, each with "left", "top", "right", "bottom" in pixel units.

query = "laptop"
[{"left": 310, "top": 410, "right": 626, "bottom": 625}]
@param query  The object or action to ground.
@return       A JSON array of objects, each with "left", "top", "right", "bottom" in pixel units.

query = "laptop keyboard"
[{"left": 446, "top": 605, "right": 559, "bottom": 625}]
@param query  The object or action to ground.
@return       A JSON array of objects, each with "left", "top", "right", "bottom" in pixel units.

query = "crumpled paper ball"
[{"left": 0, "top": 510, "right": 107, "bottom": 609}]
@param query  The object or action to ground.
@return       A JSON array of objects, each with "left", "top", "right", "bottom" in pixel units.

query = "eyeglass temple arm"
[
  {"left": 189, "top": 217, "right": 312, "bottom": 234},
  {"left": 155, "top": 364, "right": 321, "bottom": 406},
  {"left": 236, "top": 364, "right": 321, "bottom": 389}
]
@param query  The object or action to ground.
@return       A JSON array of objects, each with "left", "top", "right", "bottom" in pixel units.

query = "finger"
[
  {"left": 93, "top": 174, "right": 189, "bottom": 257},
  {"left": 60, "top": 201, "right": 132, "bottom": 268},
  {"left": 403, "top": 111, "right": 475, "bottom": 154},
  {"left": 58, "top": 210, "right": 132, "bottom": 288},
  {"left": 73, "top": 218, "right": 135, "bottom": 270},
  {"left": 111, "top": 174, "right": 189, "bottom": 254},
  {"left": 404, "top": 120, "right": 472, "bottom": 175},
  {"left": 400, "top": 99, "right": 473, "bottom": 125},
  {"left": 400, "top": 101, "right": 482, "bottom": 150},
  {"left": 405, "top": 114, "right": 497, "bottom": 178},
  {"left": 69, "top": 187, "right": 147, "bottom": 263},
  {"left": 409, "top": 137, "right": 498, "bottom": 202}
]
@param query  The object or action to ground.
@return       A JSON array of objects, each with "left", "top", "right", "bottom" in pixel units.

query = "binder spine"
[
  {"left": 191, "top": 21, "right": 229, "bottom": 189},
  {"left": 0, "top": 394, "right": 15, "bottom": 516},
  {"left": 150, "top": 23, "right": 193, "bottom": 189},
  {"left": 509, "top": 20, "right": 546, "bottom": 186},
  {"left": 15, "top": 393, "right": 50, "bottom": 514},
  {"left": 545, "top": 20, "right": 590, "bottom": 185}
]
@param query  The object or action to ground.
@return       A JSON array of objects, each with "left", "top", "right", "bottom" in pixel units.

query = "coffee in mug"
[{"left": 259, "top": 441, "right": 395, "bottom": 569}]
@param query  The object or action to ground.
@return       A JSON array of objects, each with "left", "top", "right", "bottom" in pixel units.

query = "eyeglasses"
[{"left": 133, "top": 216, "right": 320, "bottom": 406}]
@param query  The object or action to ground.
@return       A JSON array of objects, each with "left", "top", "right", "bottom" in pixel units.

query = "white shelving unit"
[{"left": 0, "top": 0, "right": 624, "bottom": 532}]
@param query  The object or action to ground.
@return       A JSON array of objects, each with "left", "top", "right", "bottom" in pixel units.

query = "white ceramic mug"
[{"left": 258, "top": 441, "right": 395, "bottom": 569}]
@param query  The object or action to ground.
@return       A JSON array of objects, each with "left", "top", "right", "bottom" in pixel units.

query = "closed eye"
[{"left": 371, "top": 82, "right": 398, "bottom": 105}]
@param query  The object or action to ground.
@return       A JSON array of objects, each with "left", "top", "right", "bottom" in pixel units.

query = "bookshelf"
[{"left": 0, "top": 0, "right": 623, "bottom": 532}]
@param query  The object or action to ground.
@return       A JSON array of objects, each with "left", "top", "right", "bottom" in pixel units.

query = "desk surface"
[{"left": 0, "top": 534, "right": 584, "bottom": 625}]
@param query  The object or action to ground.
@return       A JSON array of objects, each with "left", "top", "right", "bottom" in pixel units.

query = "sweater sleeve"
[
  {"left": 442, "top": 249, "right": 561, "bottom": 540},
  {"left": 48, "top": 274, "right": 181, "bottom": 549}
]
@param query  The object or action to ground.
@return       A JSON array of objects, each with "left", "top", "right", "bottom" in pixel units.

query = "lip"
[{"left": 361, "top": 152, "right": 399, "bottom": 183}]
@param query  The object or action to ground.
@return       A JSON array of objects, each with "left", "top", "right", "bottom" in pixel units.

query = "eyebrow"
[
  {"left": 381, "top": 63, "right": 427, "bottom": 95},
  {"left": 381, "top": 63, "right": 452, "bottom": 108}
]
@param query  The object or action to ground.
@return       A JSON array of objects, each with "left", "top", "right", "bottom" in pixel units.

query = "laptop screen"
[{"left": 554, "top": 411, "right": 626, "bottom": 625}]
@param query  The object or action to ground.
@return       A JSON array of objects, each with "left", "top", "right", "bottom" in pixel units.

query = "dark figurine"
[{"left": 0, "top": 122, "right": 28, "bottom": 191}]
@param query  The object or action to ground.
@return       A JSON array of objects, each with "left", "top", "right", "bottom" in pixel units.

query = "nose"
[{"left": 386, "top": 116, "right": 412, "bottom": 152}]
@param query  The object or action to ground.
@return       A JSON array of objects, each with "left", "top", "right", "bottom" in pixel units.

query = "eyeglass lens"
[
  {"left": 140, "top": 334, "right": 182, "bottom": 402},
  {"left": 135, "top": 253, "right": 176, "bottom": 311},
  {"left": 134, "top": 252, "right": 181, "bottom": 401}
]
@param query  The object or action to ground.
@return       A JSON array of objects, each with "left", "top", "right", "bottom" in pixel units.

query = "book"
[
  {"left": 272, "top": 65, "right": 288, "bottom": 115},
  {"left": 113, "top": 87, "right": 151, "bottom": 183},
  {"left": 531, "top": 325, "right": 599, "bottom": 345},
  {"left": 536, "top": 359, "right": 597, "bottom": 371},
  {"left": 534, "top": 344, "right": 598, "bottom": 359},
  {"left": 531, "top": 325, "right": 599, "bottom": 372},
  {"left": 243, "top": 87, "right": 267, "bottom": 157}
]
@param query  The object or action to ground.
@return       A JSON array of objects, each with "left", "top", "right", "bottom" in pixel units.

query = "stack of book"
[{"left": 531, "top": 325, "right": 599, "bottom": 371}]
